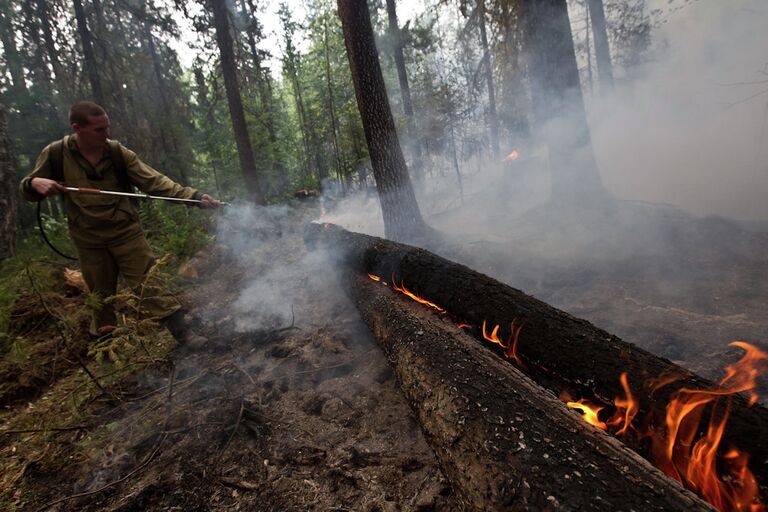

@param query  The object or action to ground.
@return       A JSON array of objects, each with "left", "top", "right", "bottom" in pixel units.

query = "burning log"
[
  {"left": 305, "top": 223, "right": 768, "bottom": 497},
  {"left": 347, "top": 272, "right": 713, "bottom": 510}
]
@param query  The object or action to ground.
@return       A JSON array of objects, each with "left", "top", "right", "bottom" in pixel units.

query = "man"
[{"left": 20, "top": 101, "right": 220, "bottom": 337}]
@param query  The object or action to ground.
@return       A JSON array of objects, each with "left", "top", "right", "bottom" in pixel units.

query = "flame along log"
[
  {"left": 346, "top": 272, "right": 713, "bottom": 510},
  {"left": 305, "top": 223, "right": 768, "bottom": 492}
]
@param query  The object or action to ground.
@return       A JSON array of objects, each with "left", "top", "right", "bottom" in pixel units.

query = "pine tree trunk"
[
  {"left": 242, "top": 0, "right": 286, "bottom": 195},
  {"left": 143, "top": 20, "right": 189, "bottom": 186},
  {"left": 0, "top": 7, "right": 28, "bottom": 97},
  {"left": 385, "top": 0, "right": 423, "bottom": 183},
  {"left": 323, "top": 21, "right": 343, "bottom": 186},
  {"left": 587, "top": 0, "right": 614, "bottom": 91},
  {"left": 477, "top": 0, "right": 499, "bottom": 159},
  {"left": 35, "top": 0, "right": 69, "bottom": 103},
  {"left": 522, "top": 0, "right": 604, "bottom": 203},
  {"left": 0, "top": 103, "right": 17, "bottom": 260},
  {"left": 210, "top": 0, "right": 264, "bottom": 204},
  {"left": 337, "top": 0, "right": 425, "bottom": 242},
  {"left": 72, "top": 0, "right": 104, "bottom": 103}
]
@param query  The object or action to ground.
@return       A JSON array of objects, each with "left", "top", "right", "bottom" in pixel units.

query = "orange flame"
[
  {"left": 504, "top": 150, "right": 520, "bottom": 162},
  {"left": 367, "top": 271, "right": 765, "bottom": 512},
  {"left": 650, "top": 342, "right": 767, "bottom": 512},
  {"left": 567, "top": 399, "right": 607, "bottom": 430},
  {"left": 391, "top": 276, "right": 445, "bottom": 312},
  {"left": 606, "top": 372, "right": 639, "bottom": 436},
  {"left": 481, "top": 320, "right": 525, "bottom": 367}
]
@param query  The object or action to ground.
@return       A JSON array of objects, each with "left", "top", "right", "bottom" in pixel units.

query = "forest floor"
[{"left": 1, "top": 196, "right": 767, "bottom": 511}]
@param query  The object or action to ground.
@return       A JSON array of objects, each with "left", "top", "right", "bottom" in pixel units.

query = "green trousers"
[{"left": 75, "top": 235, "right": 180, "bottom": 334}]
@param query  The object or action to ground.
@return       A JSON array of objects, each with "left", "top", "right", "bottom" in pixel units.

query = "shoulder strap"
[
  {"left": 48, "top": 138, "right": 65, "bottom": 183},
  {"left": 107, "top": 139, "right": 131, "bottom": 192}
]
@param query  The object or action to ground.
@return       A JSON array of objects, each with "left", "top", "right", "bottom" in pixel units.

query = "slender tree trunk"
[
  {"left": 0, "top": 7, "right": 28, "bottom": 96},
  {"left": 193, "top": 67, "right": 223, "bottom": 197},
  {"left": 0, "top": 103, "right": 16, "bottom": 260},
  {"left": 36, "top": 0, "right": 68, "bottom": 100},
  {"left": 337, "top": 0, "right": 425, "bottom": 242},
  {"left": 385, "top": 0, "right": 423, "bottom": 183},
  {"left": 522, "top": 0, "right": 604, "bottom": 203},
  {"left": 449, "top": 123, "right": 463, "bottom": 200},
  {"left": 585, "top": 1, "right": 594, "bottom": 96},
  {"left": 210, "top": 0, "right": 263, "bottom": 204},
  {"left": 242, "top": 0, "right": 285, "bottom": 195},
  {"left": 72, "top": 0, "right": 103, "bottom": 103},
  {"left": 323, "top": 21, "right": 342, "bottom": 185},
  {"left": 587, "top": 0, "right": 614, "bottom": 91},
  {"left": 143, "top": 21, "right": 189, "bottom": 185},
  {"left": 477, "top": 0, "right": 499, "bottom": 159}
]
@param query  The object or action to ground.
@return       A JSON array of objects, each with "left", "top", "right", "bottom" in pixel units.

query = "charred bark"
[
  {"left": 210, "top": 0, "right": 264, "bottom": 204},
  {"left": 348, "top": 273, "right": 713, "bottom": 510},
  {"left": 337, "top": 0, "right": 425, "bottom": 243},
  {"left": 305, "top": 223, "right": 768, "bottom": 490}
]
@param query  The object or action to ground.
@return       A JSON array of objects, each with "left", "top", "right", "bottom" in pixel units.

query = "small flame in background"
[
  {"left": 504, "top": 150, "right": 520, "bottom": 162},
  {"left": 365, "top": 273, "right": 766, "bottom": 511}
]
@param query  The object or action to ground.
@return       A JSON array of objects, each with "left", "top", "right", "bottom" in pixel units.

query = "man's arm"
[
  {"left": 120, "top": 144, "right": 220, "bottom": 208},
  {"left": 19, "top": 144, "right": 67, "bottom": 201}
]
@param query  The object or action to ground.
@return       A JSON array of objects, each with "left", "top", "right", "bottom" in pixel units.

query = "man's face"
[{"left": 73, "top": 114, "right": 110, "bottom": 148}]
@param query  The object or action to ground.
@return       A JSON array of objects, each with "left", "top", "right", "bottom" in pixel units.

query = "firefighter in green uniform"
[{"left": 20, "top": 101, "right": 221, "bottom": 336}]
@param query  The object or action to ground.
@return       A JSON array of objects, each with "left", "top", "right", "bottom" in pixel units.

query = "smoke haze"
[{"left": 593, "top": 0, "right": 768, "bottom": 221}]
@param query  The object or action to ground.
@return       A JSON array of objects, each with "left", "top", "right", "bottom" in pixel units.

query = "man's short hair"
[{"left": 69, "top": 101, "right": 106, "bottom": 126}]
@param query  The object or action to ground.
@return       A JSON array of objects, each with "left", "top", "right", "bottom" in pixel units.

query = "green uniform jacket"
[{"left": 20, "top": 136, "right": 200, "bottom": 249}]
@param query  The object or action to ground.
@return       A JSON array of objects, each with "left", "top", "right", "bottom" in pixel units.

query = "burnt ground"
[{"left": 1, "top": 198, "right": 767, "bottom": 511}]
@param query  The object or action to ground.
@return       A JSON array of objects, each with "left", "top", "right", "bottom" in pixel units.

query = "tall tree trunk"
[
  {"left": 242, "top": 0, "right": 285, "bottom": 195},
  {"left": 0, "top": 6, "right": 28, "bottom": 97},
  {"left": 323, "top": 20, "right": 342, "bottom": 186},
  {"left": 143, "top": 20, "right": 189, "bottom": 185},
  {"left": 72, "top": 0, "right": 103, "bottom": 103},
  {"left": 210, "top": 0, "right": 263, "bottom": 204},
  {"left": 522, "top": 0, "right": 604, "bottom": 204},
  {"left": 193, "top": 67, "right": 222, "bottom": 197},
  {"left": 477, "top": 0, "right": 499, "bottom": 159},
  {"left": 337, "top": 0, "right": 425, "bottom": 242},
  {"left": 0, "top": 103, "right": 16, "bottom": 260},
  {"left": 36, "top": 0, "right": 68, "bottom": 101},
  {"left": 385, "top": 0, "right": 423, "bottom": 183},
  {"left": 587, "top": 0, "right": 614, "bottom": 91}
]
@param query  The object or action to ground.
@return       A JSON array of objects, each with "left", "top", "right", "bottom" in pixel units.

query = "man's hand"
[
  {"left": 31, "top": 177, "right": 67, "bottom": 197},
  {"left": 199, "top": 193, "right": 222, "bottom": 209}
]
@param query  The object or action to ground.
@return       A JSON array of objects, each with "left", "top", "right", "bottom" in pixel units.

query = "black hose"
[{"left": 36, "top": 200, "right": 77, "bottom": 260}]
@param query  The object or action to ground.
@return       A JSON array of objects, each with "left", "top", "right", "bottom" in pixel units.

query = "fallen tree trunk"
[
  {"left": 305, "top": 223, "right": 768, "bottom": 489},
  {"left": 348, "top": 272, "right": 713, "bottom": 510}
]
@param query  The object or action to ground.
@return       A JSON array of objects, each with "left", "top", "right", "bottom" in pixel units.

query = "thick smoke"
[{"left": 592, "top": 0, "right": 768, "bottom": 221}]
